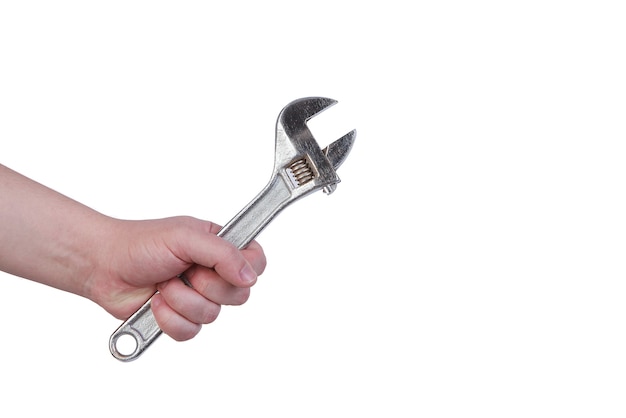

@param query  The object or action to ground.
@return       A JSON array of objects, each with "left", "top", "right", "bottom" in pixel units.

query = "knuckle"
[
  {"left": 171, "top": 215, "right": 197, "bottom": 232},
  {"left": 225, "top": 243, "right": 242, "bottom": 262},
  {"left": 194, "top": 274, "right": 213, "bottom": 296}
]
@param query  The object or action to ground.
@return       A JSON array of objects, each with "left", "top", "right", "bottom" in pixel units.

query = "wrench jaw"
[
  {"left": 274, "top": 128, "right": 341, "bottom": 200},
  {"left": 277, "top": 97, "right": 337, "bottom": 140},
  {"left": 274, "top": 97, "right": 356, "bottom": 199},
  {"left": 321, "top": 129, "right": 357, "bottom": 194}
]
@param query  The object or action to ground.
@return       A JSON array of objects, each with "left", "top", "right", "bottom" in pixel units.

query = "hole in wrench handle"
[{"left": 109, "top": 296, "right": 162, "bottom": 362}]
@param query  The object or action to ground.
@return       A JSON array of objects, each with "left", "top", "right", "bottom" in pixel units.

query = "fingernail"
[{"left": 240, "top": 264, "right": 257, "bottom": 284}]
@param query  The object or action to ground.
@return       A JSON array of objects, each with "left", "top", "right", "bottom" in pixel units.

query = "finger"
[
  {"left": 170, "top": 218, "right": 258, "bottom": 288},
  {"left": 241, "top": 240, "right": 267, "bottom": 275},
  {"left": 185, "top": 265, "right": 251, "bottom": 306},
  {"left": 151, "top": 293, "right": 202, "bottom": 341},
  {"left": 157, "top": 278, "right": 221, "bottom": 325},
  {"left": 205, "top": 221, "right": 266, "bottom": 276}
]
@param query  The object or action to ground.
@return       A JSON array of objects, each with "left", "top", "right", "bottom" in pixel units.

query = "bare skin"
[{"left": 0, "top": 163, "right": 266, "bottom": 341}]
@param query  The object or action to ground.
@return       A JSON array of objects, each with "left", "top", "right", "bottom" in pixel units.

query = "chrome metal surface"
[{"left": 109, "top": 97, "right": 356, "bottom": 361}]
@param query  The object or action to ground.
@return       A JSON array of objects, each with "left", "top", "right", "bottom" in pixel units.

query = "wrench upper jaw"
[
  {"left": 274, "top": 97, "right": 337, "bottom": 159},
  {"left": 277, "top": 97, "right": 337, "bottom": 137}
]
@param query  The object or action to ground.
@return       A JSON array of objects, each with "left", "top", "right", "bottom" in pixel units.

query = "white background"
[{"left": 1, "top": 1, "right": 625, "bottom": 416}]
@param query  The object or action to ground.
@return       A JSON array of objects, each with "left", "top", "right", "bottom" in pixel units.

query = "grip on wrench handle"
[{"left": 109, "top": 177, "right": 291, "bottom": 361}]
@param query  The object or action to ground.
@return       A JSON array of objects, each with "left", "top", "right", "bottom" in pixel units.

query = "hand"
[
  {"left": 0, "top": 164, "right": 266, "bottom": 342},
  {"left": 89, "top": 216, "right": 266, "bottom": 341}
]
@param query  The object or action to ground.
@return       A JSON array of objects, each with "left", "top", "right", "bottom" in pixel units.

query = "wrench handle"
[
  {"left": 109, "top": 297, "right": 162, "bottom": 361},
  {"left": 217, "top": 175, "right": 291, "bottom": 247},
  {"left": 109, "top": 176, "right": 292, "bottom": 361}
]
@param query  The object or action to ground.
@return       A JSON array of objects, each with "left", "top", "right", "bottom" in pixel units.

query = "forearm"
[{"left": 0, "top": 164, "right": 110, "bottom": 298}]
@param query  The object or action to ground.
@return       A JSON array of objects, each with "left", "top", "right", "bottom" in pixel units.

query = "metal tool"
[{"left": 109, "top": 97, "right": 356, "bottom": 361}]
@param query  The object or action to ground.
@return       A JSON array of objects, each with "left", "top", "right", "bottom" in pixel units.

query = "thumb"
[{"left": 169, "top": 217, "right": 257, "bottom": 288}]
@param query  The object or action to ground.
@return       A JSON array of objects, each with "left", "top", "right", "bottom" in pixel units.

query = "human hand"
[
  {"left": 87, "top": 216, "right": 266, "bottom": 341},
  {"left": 0, "top": 164, "right": 265, "bottom": 341}
]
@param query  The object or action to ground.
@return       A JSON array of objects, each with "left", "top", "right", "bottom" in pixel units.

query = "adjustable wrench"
[{"left": 109, "top": 97, "right": 356, "bottom": 361}]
